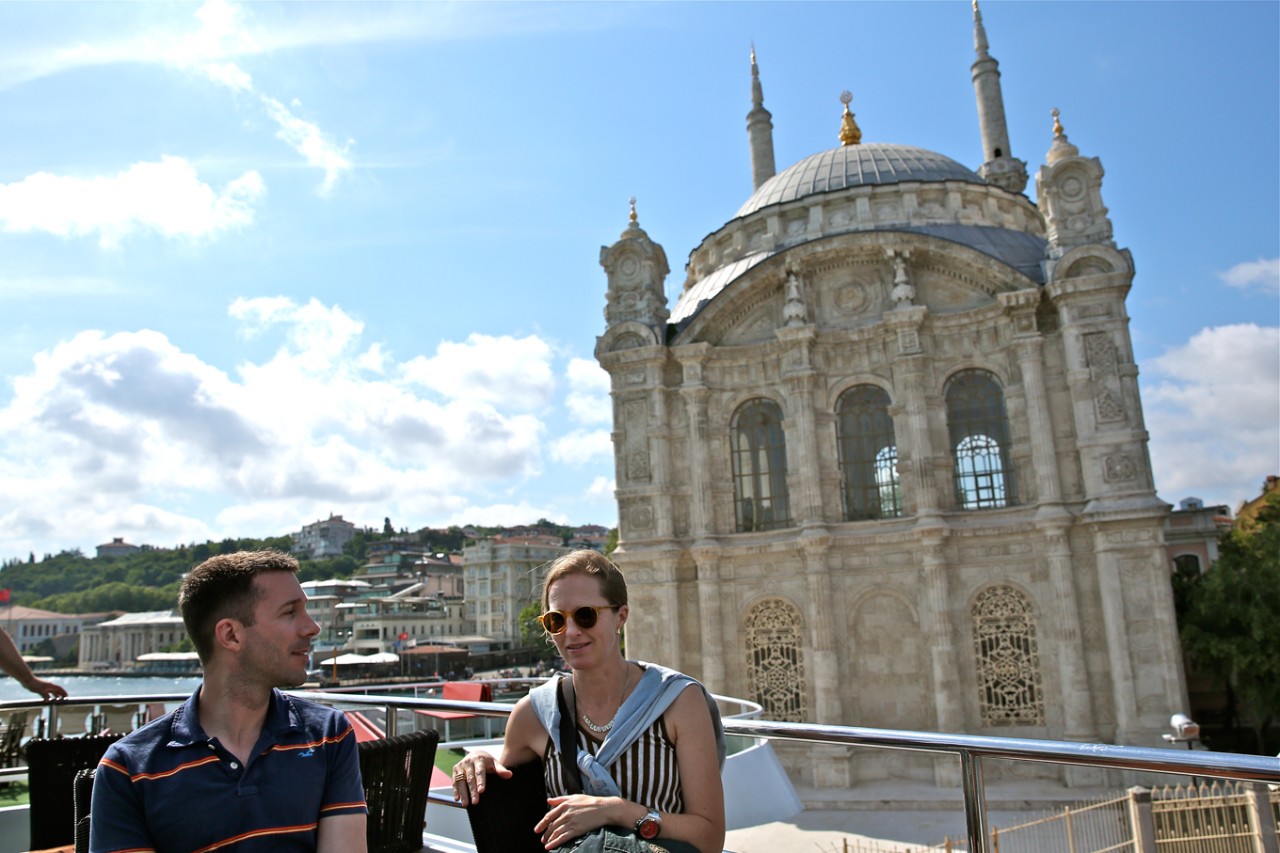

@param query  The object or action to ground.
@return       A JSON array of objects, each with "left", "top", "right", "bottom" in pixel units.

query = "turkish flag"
[{"left": 0, "top": 590, "right": 11, "bottom": 604}]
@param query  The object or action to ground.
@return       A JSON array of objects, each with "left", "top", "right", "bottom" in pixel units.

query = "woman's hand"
[
  {"left": 535, "top": 794, "right": 625, "bottom": 851},
  {"left": 451, "top": 751, "right": 512, "bottom": 805}
]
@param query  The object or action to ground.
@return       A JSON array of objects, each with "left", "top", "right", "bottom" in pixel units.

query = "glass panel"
[
  {"left": 731, "top": 400, "right": 792, "bottom": 531},
  {"left": 945, "top": 370, "right": 1016, "bottom": 510},
  {"left": 836, "top": 385, "right": 902, "bottom": 520}
]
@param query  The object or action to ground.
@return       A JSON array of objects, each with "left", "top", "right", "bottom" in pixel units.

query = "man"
[
  {"left": 90, "top": 551, "right": 367, "bottom": 852},
  {"left": 0, "top": 627, "right": 66, "bottom": 699}
]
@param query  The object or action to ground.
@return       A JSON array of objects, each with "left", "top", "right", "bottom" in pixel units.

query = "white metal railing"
[{"left": 1, "top": 687, "right": 1277, "bottom": 853}]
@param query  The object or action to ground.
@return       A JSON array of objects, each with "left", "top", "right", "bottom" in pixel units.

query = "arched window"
[
  {"left": 945, "top": 369, "right": 1016, "bottom": 509},
  {"left": 836, "top": 385, "right": 902, "bottom": 520},
  {"left": 745, "top": 598, "right": 807, "bottom": 722},
  {"left": 972, "top": 585, "right": 1045, "bottom": 726},
  {"left": 731, "top": 399, "right": 791, "bottom": 532}
]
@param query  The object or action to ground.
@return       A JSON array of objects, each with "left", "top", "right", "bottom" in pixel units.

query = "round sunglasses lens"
[
  {"left": 543, "top": 612, "right": 566, "bottom": 633},
  {"left": 574, "top": 607, "right": 599, "bottom": 629}
]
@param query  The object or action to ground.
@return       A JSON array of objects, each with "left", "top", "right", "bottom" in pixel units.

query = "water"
[{"left": 0, "top": 675, "right": 202, "bottom": 703}]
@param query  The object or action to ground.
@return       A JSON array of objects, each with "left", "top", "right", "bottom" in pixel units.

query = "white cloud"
[
  {"left": 0, "top": 301, "right": 560, "bottom": 558},
  {"left": 1143, "top": 323, "right": 1280, "bottom": 506},
  {"left": 586, "top": 476, "right": 615, "bottom": 501},
  {"left": 565, "top": 357, "right": 612, "bottom": 425},
  {"left": 402, "top": 333, "right": 556, "bottom": 411},
  {"left": 550, "top": 429, "right": 614, "bottom": 467},
  {"left": 1218, "top": 258, "right": 1280, "bottom": 294},
  {"left": 0, "top": 157, "right": 264, "bottom": 247},
  {"left": 260, "top": 96, "right": 352, "bottom": 194}
]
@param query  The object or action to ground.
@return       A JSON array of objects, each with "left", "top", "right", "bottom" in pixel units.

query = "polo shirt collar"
[{"left": 168, "top": 685, "right": 302, "bottom": 747}]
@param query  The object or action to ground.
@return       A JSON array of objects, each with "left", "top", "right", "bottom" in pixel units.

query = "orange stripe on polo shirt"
[
  {"left": 320, "top": 800, "right": 366, "bottom": 814},
  {"left": 130, "top": 754, "right": 222, "bottom": 781},
  {"left": 191, "top": 822, "right": 317, "bottom": 852},
  {"left": 271, "top": 727, "right": 353, "bottom": 754}
]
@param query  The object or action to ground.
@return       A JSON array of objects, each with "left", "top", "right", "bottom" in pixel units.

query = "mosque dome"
[{"left": 735, "top": 143, "right": 986, "bottom": 219}]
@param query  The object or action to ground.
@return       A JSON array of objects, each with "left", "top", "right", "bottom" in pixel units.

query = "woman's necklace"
[{"left": 580, "top": 664, "right": 632, "bottom": 734}]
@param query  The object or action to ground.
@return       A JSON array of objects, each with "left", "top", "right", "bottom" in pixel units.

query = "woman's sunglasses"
[{"left": 536, "top": 605, "right": 620, "bottom": 635}]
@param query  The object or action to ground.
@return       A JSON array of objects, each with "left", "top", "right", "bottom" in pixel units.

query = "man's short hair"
[{"left": 179, "top": 550, "right": 300, "bottom": 663}]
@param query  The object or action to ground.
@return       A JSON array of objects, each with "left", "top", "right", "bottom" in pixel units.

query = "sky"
[{"left": 0, "top": 1, "right": 1276, "bottom": 563}]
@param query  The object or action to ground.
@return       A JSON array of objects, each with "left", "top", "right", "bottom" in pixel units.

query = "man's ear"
[{"left": 214, "top": 618, "right": 244, "bottom": 654}]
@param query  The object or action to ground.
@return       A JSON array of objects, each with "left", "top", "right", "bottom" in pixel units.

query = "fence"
[{"left": 917, "top": 783, "right": 1280, "bottom": 853}]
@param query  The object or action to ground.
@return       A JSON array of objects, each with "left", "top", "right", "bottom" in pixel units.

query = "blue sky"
[{"left": 0, "top": 1, "right": 1276, "bottom": 562}]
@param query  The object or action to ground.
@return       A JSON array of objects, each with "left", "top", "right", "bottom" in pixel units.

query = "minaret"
[
  {"left": 746, "top": 45, "right": 776, "bottom": 191},
  {"left": 970, "top": 0, "right": 1028, "bottom": 193}
]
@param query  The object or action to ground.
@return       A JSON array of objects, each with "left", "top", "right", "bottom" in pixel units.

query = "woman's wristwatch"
[{"left": 635, "top": 809, "right": 662, "bottom": 840}]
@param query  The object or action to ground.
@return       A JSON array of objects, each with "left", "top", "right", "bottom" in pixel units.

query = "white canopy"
[
  {"left": 363, "top": 652, "right": 399, "bottom": 663},
  {"left": 317, "top": 653, "right": 369, "bottom": 665}
]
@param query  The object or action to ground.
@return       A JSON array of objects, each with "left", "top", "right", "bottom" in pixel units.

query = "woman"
[{"left": 452, "top": 550, "right": 726, "bottom": 853}]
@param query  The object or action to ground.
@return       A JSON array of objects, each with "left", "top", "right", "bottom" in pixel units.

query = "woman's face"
[{"left": 545, "top": 572, "right": 628, "bottom": 670}]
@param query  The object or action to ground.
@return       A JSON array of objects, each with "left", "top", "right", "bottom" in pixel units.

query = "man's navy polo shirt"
[{"left": 90, "top": 687, "right": 367, "bottom": 853}]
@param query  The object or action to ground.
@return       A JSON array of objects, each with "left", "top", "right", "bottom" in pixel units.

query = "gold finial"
[
  {"left": 628, "top": 196, "right": 638, "bottom": 225},
  {"left": 1051, "top": 107, "right": 1065, "bottom": 138},
  {"left": 838, "top": 90, "right": 862, "bottom": 146}
]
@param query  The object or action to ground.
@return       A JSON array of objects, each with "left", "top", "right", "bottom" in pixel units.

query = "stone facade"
[{"left": 595, "top": 7, "right": 1186, "bottom": 787}]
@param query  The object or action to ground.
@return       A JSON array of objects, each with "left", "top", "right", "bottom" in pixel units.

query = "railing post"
[
  {"left": 1126, "top": 786, "right": 1156, "bottom": 853},
  {"left": 960, "top": 750, "right": 990, "bottom": 853},
  {"left": 1065, "top": 804, "right": 1075, "bottom": 853},
  {"left": 383, "top": 702, "right": 399, "bottom": 737},
  {"left": 1246, "top": 782, "right": 1279, "bottom": 853}
]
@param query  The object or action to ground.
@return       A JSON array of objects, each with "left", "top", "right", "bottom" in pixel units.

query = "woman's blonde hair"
[{"left": 541, "top": 549, "right": 628, "bottom": 610}]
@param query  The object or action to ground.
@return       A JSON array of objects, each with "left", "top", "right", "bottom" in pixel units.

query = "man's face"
[{"left": 239, "top": 571, "right": 320, "bottom": 688}]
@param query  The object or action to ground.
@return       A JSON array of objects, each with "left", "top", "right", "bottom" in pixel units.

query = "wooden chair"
[
  {"left": 464, "top": 759, "right": 550, "bottom": 853},
  {"left": 0, "top": 710, "right": 29, "bottom": 768},
  {"left": 24, "top": 733, "right": 124, "bottom": 851},
  {"left": 357, "top": 729, "right": 440, "bottom": 853},
  {"left": 73, "top": 767, "right": 95, "bottom": 853}
]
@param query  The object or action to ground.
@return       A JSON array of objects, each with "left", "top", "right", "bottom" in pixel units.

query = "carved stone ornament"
[
  {"left": 624, "top": 501, "right": 654, "bottom": 531},
  {"left": 627, "top": 449, "right": 651, "bottom": 481},
  {"left": 1103, "top": 453, "right": 1137, "bottom": 483}
]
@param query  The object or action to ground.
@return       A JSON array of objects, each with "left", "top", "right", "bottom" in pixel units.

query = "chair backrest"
[
  {"left": 73, "top": 767, "right": 95, "bottom": 853},
  {"left": 0, "top": 711, "right": 29, "bottom": 768},
  {"left": 465, "top": 759, "right": 550, "bottom": 853},
  {"left": 24, "top": 733, "right": 124, "bottom": 850},
  {"left": 357, "top": 729, "right": 440, "bottom": 853}
]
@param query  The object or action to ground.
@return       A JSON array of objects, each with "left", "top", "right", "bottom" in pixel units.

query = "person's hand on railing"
[{"left": 451, "top": 751, "right": 513, "bottom": 805}]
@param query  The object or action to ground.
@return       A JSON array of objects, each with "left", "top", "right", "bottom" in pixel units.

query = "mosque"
[{"left": 595, "top": 3, "right": 1186, "bottom": 787}]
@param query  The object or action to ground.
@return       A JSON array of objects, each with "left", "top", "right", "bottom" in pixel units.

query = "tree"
[{"left": 1178, "top": 491, "right": 1280, "bottom": 752}]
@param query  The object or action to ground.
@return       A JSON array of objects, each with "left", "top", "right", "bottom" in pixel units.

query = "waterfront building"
[
  {"left": 349, "top": 592, "right": 468, "bottom": 656},
  {"left": 595, "top": 6, "right": 1187, "bottom": 787},
  {"left": 77, "top": 610, "right": 186, "bottom": 669},
  {"left": 0, "top": 605, "right": 88, "bottom": 657}
]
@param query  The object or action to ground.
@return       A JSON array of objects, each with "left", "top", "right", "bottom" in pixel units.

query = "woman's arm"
[
  {"left": 647, "top": 685, "right": 726, "bottom": 853},
  {"left": 0, "top": 628, "right": 66, "bottom": 699}
]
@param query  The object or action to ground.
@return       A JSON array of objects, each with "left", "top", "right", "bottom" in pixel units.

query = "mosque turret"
[
  {"left": 746, "top": 46, "right": 777, "bottom": 191},
  {"left": 600, "top": 198, "right": 670, "bottom": 334},
  {"left": 970, "top": 0, "right": 1028, "bottom": 193},
  {"left": 1036, "top": 109, "right": 1115, "bottom": 257}
]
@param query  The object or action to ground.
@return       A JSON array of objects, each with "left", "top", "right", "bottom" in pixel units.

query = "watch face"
[{"left": 638, "top": 817, "right": 660, "bottom": 840}]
